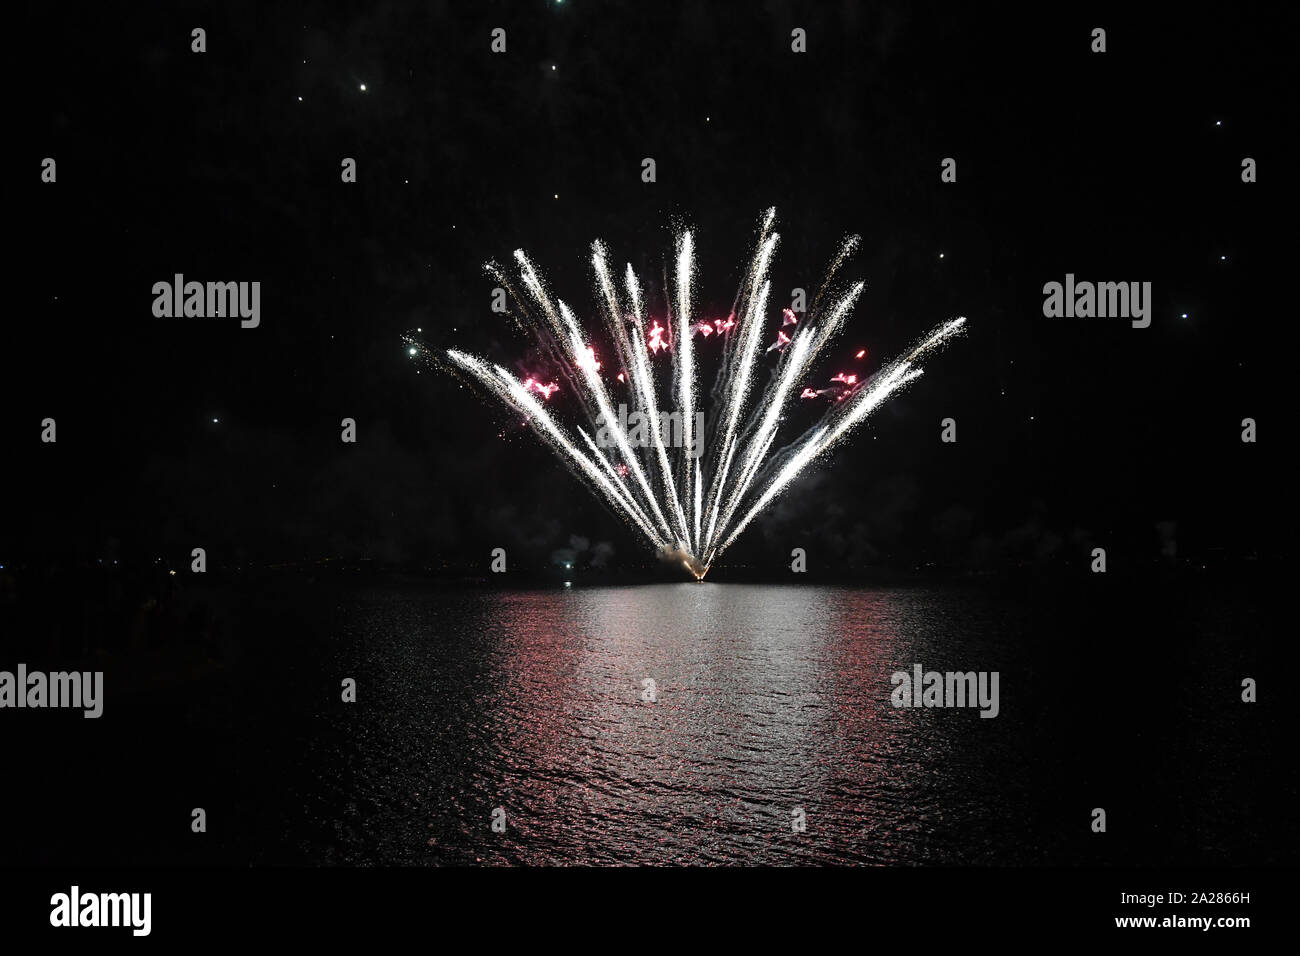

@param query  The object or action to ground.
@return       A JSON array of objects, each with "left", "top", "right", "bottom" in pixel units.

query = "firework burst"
[{"left": 407, "top": 209, "right": 965, "bottom": 579}]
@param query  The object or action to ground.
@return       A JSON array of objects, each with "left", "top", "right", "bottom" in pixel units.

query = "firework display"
[{"left": 410, "top": 210, "right": 965, "bottom": 578}]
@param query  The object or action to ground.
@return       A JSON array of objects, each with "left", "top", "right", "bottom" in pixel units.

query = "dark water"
[
  {"left": 297, "top": 584, "right": 1031, "bottom": 865},
  {"left": 255, "top": 581, "right": 1292, "bottom": 866},
  {"left": 9, "top": 579, "right": 1293, "bottom": 867}
]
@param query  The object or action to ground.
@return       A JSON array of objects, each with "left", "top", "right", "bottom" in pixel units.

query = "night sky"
[{"left": 7, "top": 2, "right": 1290, "bottom": 578}]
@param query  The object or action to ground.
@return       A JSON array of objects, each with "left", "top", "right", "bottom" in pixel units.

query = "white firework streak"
[
  {"left": 589, "top": 242, "right": 637, "bottom": 424},
  {"left": 703, "top": 323, "right": 811, "bottom": 562},
  {"left": 713, "top": 320, "right": 968, "bottom": 556},
  {"left": 445, "top": 350, "right": 665, "bottom": 547},
  {"left": 699, "top": 230, "right": 778, "bottom": 549},
  {"left": 513, "top": 250, "right": 569, "bottom": 343},
  {"left": 715, "top": 362, "right": 924, "bottom": 556},
  {"left": 425, "top": 212, "right": 966, "bottom": 578},
  {"left": 574, "top": 425, "right": 665, "bottom": 543},
  {"left": 715, "top": 427, "right": 830, "bottom": 557},
  {"left": 700, "top": 276, "right": 774, "bottom": 552},
  {"left": 623, "top": 263, "right": 692, "bottom": 548},
  {"left": 673, "top": 232, "right": 699, "bottom": 551},
  {"left": 593, "top": 245, "right": 678, "bottom": 535},
  {"left": 556, "top": 299, "right": 677, "bottom": 543},
  {"left": 702, "top": 279, "right": 863, "bottom": 560}
]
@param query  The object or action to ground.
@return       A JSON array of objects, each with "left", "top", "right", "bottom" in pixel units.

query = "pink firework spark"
[
  {"left": 765, "top": 329, "right": 792, "bottom": 353},
  {"left": 647, "top": 320, "right": 667, "bottom": 353},
  {"left": 523, "top": 377, "right": 559, "bottom": 399}
]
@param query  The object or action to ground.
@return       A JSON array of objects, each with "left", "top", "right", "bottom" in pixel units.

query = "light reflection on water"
[{"left": 300, "top": 584, "right": 1037, "bottom": 865}]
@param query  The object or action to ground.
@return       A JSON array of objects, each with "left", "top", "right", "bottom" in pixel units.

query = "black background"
[
  {"left": 0, "top": 1, "right": 1294, "bottom": 933},
  {"left": 7, "top": 1, "right": 1290, "bottom": 575}
]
